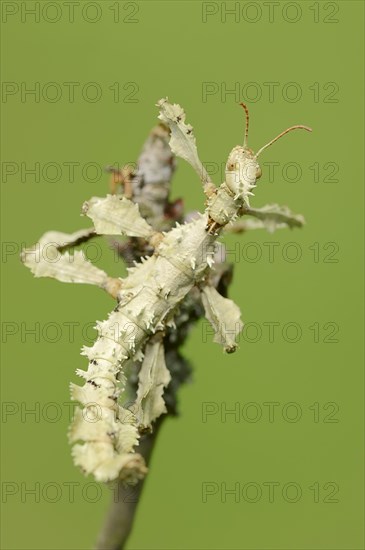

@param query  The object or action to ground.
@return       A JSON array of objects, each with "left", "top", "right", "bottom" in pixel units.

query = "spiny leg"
[
  {"left": 83, "top": 194, "right": 164, "bottom": 250},
  {"left": 200, "top": 285, "right": 243, "bottom": 354},
  {"left": 21, "top": 227, "right": 123, "bottom": 299},
  {"left": 225, "top": 203, "right": 305, "bottom": 234},
  {"left": 134, "top": 335, "right": 171, "bottom": 432},
  {"left": 157, "top": 98, "right": 216, "bottom": 197}
]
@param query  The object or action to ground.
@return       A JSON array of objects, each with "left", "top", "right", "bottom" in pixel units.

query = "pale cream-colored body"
[
  {"left": 70, "top": 214, "right": 232, "bottom": 482},
  {"left": 23, "top": 98, "right": 308, "bottom": 483}
]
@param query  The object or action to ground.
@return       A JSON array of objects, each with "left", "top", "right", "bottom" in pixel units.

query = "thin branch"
[{"left": 95, "top": 418, "right": 165, "bottom": 550}]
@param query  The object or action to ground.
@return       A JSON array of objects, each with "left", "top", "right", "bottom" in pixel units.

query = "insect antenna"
[
  {"left": 255, "top": 124, "right": 312, "bottom": 158},
  {"left": 240, "top": 102, "right": 250, "bottom": 148}
]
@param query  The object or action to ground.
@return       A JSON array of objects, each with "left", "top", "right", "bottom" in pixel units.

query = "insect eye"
[{"left": 256, "top": 167, "right": 262, "bottom": 179}]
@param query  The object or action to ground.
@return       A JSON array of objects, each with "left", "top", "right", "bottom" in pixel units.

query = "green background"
[{"left": 1, "top": 1, "right": 364, "bottom": 549}]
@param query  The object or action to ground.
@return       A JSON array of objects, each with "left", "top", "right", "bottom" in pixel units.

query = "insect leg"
[
  {"left": 21, "top": 227, "right": 123, "bottom": 299},
  {"left": 157, "top": 98, "right": 216, "bottom": 197},
  {"left": 224, "top": 204, "right": 305, "bottom": 234}
]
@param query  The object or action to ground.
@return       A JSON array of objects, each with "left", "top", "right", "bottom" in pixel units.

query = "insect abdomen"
[{"left": 69, "top": 215, "right": 216, "bottom": 481}]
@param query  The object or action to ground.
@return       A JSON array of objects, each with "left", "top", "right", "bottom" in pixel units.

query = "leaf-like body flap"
[
  {"left": 245, "top": 204, "right": 305, "bottom": 232},
  {"left": 135, "top": 339, "right": 171, "bottom": 430},
  {"left": 157, "top": 98, "right": 215, "bottom": 195},
  {"left": 21, "top": 228, "right": 112, "bottom": 288},
  {"left": 201, "top": 286, "right": 243, "bottom": 353},
  {"left": 72, "top": 442, "right": 147, "bottom": 484},
  {"left": 83, "top": 195, "right": 155, "bottom": 238},
  {"left": 225, "top": 204, "right": 305, "bottom": 234}
]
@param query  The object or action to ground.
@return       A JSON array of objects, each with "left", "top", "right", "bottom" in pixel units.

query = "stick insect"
[{"left": 22, "top": 99, "right": 311, "bottom": 483}]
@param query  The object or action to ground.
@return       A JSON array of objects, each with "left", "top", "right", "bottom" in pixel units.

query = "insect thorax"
[{"left": 206, "top": 184, "right": 244, "bottom": 227}]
